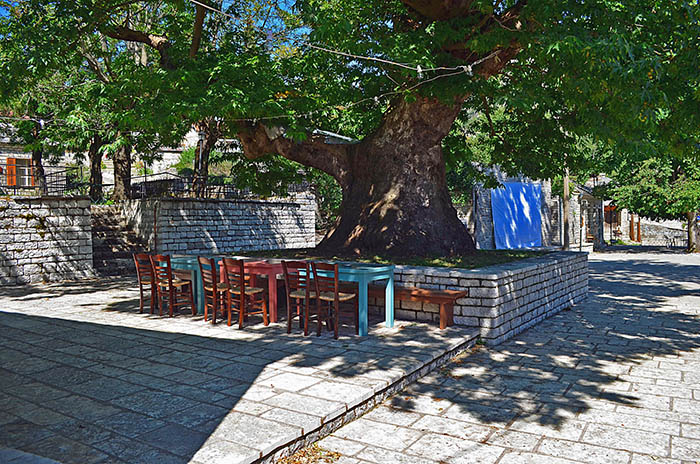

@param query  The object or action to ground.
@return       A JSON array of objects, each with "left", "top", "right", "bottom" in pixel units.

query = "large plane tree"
[{"left": 2, "top": 0, "right": 698, "bottom": 255}]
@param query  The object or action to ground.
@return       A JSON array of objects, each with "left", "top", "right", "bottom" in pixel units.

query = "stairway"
[{"left": 91, "top": 205, "right": 148, "bottom": 276}]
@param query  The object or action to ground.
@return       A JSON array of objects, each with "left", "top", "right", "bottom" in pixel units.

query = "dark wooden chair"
[
  {"left": 133, "top": 253, "right": 156, "bottom": 314},
  {"left": 281, "top": 260, "right": 316, "bottom": 335},
  {"left": 222, "top": 257, "right": 268, "bottom": 328},
  {"left": 198, "top": 256, "right": 229, "bottom": 324},
  {"left": 311, "top": 262, "right": 358, "bottom": 338},
  {"left": 150, "top": 254, "right": 196, "bottom": 317}
]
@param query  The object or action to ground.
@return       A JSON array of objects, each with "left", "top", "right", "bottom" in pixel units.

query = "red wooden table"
[{"left": 244, "top": 260, "right": 284, "bottom": 323}]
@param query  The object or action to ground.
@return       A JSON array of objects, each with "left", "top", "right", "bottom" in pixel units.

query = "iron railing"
[
  {"left": 0, "top": 162, "right": 86, "bottom": 197},
  {"left": 0, "top": 162, "right": 310, "bottom": 201}
]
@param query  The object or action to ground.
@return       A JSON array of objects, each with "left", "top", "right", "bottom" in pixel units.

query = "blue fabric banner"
[{"left": 490, "top": 182, "right": 543, "bottom": 249}]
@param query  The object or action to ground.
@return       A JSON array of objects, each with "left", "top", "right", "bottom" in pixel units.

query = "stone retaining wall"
[
  {"left": 369, "top": 251, "right": 588, "bottom": 344},
  {"left": 122, "top": 193, "right": 316, "bottom": 254},
  {"left": 640, "top": 222, "right": 687, "bottom": 248},
  {"left": 0, "top": 196, "right": 94, "bottom": 284}
]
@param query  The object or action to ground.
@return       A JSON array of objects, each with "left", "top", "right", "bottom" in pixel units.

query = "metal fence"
[
  {"left": 0, "top": 163, "right": 309, "bottom": 201},
  {"left": 0, "top": 163, "right": 86, "bottom": 197}
]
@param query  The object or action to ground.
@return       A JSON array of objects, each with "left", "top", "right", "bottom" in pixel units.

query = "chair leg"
[
  {"left": 168, "top": 289, "right": 175, "bottom": 317},
  {"left": 150, "top": 285, "right": 156, "bottom": 314},
  {"left": 262, "top": 298, "right": 269, "bottom": 326},
  {"left": 354, "top": 297, "right": 359, "bottom": 335},
  {"left": 303, "top": 298, "right": 309, "bottom": 336},
  {"left": 227, "top": 294, "right": 232, "bottom": 327},
  {"left": 334, "top": 301, "right": 339, "bottom": 339},
  {"left": 316, "top": 299, "right": 323, "bottom": 337},
  {"left": 286, "top": 297, "right": 292, "bottom": 334},
  {"left": 189, "top": 285, "right": 196, "bottom": 316},
  {"left": 138, "top": 285, "right": 144, "bottom": 313},
  {"left": 238, "top": 296, "right": 245, "bottom": 329}
]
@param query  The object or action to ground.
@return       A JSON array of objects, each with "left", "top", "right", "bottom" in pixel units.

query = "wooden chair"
[
  {"left": 150, "top": 254, "right": 196, "bottom": 317},
  {"left": 198, "top": 256, "right": 229, "bottom": 324},
  {"left": 311, "top": 262, "right": 358, "bottom": 339},
  {"left": 282, "top": 260, "right": 316, "bottom": 335},
  {"left": 222, "top": 257, "right": 268, "bottom": 328},
  {"left": 133, "top": 253, "right": 156, "bottom": 314}
]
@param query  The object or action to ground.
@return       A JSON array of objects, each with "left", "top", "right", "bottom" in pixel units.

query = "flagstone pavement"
[
  {"left": 314, "top": 250, "right": 700, "bottom": 463},
  {"left": 0, "top": 275, "right": 476, "bottom": 463},
  {"left": 3, "top": 250, "right": 700, "bottom": 464}
]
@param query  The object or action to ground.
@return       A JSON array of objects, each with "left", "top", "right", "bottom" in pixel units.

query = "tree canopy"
[{"left": 1, "top": 0, "right": 699, "bottom": 255}]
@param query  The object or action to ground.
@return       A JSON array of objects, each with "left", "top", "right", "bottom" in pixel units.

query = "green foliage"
[
  {"left": 600, "top": 156, "right": 700, "bottom": 221},
  {"left": 173, "top": 147, "right": 196, "bottom": 176},
  {"left": 2, "top": 0, "right": 699, "bottom": 225}
]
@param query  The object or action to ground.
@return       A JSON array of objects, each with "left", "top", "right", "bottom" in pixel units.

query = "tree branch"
[
  {"left": 189, "top": 4, "right": 207, "bottom": 59},
  {"left": 401, "top": 0, "right": 475, "bottom": 20},
  {"left": 104, "top": 25, "right": 175, "bottom": 69},
  {"left": 237, "top": 123, "right": 351, "bottom": 186}
]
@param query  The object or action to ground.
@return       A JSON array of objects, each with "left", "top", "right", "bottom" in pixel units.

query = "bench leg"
[{"left": 440, "top": 303, "right": 454, "bottom": 330}]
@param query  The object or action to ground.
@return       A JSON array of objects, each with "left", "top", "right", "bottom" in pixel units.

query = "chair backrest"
[
  {"left": 311, "top": 261, "right": 339, "bottom": 297},
  {"left": 133, "top": 253, "right": 153, "bottom": 283},
  {"left": 282, "top": 260, "right": 310, "bottom": 293},
  {"left": 198, "top": 256, "right": 217, "bottom": 291},
  {"left": 221, "top": 257, "right": 246, "bottom": 289},
  {"left": 150, "top": 254, "right": 173, "bottom": 288}
]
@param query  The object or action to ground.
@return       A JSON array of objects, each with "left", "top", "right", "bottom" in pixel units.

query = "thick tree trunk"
[
  {"left": 31, "top": 148, "right": 47, "bottom": 196},
  {"left": 319, "top": 98, "right": 475, "bottom": 256},
  {"left": 562, "top": 169, "right": 570, "bottom": 250},
  {"left": 112, "top": 142, "right": 131, "bottom": 202},
  {"left": 193, "top": 133, "right": 217, "bottom": 198},
  {"left": 88, "top": 135, "right": 104, "bottom": 201},
  {"left": 238, "top": 97, "right": 483, "bottom": 257},
  {"left": 687, "top": 212, "right": 699, "bottom": 252}
]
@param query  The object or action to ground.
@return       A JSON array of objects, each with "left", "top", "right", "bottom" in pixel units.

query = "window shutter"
[{"left": 6, "top": 158, "right": 16, "bottom": 186}]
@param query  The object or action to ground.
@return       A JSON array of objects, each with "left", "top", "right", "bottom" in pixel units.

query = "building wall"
[
  {"left": 369, "top": 251, "right": 588, "bottom": 345},
  {"left": 121, "top": 192, "right": 316, "bottom": 254},
  {"left": 0, "top": 196, "right": 94, "bottom": 284}
]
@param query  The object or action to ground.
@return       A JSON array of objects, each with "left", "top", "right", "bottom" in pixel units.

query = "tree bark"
[
  {"left": 88, "top": 135, "right": 104, "bottom": 202},
  {"left": 687, "top": 212, "right": 699, "bottom": 252},
  {"left": 193, "top": 134, "right": 218, "bottom": 198},
  {"left": 31, "top": 148, "right": 47, "bottom": 196},
  {"left": 562, "top": 169, "right": 570, "bottom": 250},
  {"left": 323, "top": 97, "right": 474, "bottom": 256},
  {"left": 239, "top": 97, "right": 475, "bottom": 256},
  {"left": 112, "top": 141, "right": 132, "bottom": 202}
]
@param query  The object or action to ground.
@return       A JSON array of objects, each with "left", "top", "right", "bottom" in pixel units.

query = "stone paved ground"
[
  {"left": 0, "top": 278, "right": 476, "bottom": 464},
  {"left": 316, "top": 251, "right": 700, "bottom": 463}
]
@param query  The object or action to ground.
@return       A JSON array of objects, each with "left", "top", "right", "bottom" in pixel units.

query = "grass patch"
[{"left": 246, "top": 248, "right": 550, "bottom": 269}]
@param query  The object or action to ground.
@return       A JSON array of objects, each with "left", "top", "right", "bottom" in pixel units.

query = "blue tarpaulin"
[{"left": 490, "top": 182, "right": 542, "bottom": 249}]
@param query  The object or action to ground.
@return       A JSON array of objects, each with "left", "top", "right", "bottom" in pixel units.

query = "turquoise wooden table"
[
  {"left": 170, "top": 255, "right": 395, "bottom": 336},
  {"left": 170, "top": 255, "right": 210, "bottom": 314},
  {"left": 326, "top": 263, "right": 395, "bottom": 336}
]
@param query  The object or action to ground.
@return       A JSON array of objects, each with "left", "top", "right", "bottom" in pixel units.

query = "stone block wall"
[
  {"left": 122, "top": 193, "right": 316, "bottom": 254},
  {"left": 369, "top": 251, "right": 588, "bottom": 345},
  {"left": 0, "top": 196, "right": 94, "bottom": 284},
  {"left": 640, "top": 222, "right": 687, "bottom": 247}
]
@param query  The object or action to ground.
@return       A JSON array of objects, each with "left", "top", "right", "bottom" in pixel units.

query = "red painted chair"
[
  {"left": 133, "top": 253, "right": 156, "bottom": 314},
  {"left": 150, "top": 254, "right": 196, "bottom": 317},
  {"left": 311, "top": 262, "right": 358, "bottom": 339},
  {"left": 281, "top": 260, "right": 316, "bottom": 335},
  {"left": 198, "top": 256, "right": 229, "bottom": 324},
  {"left": 222, "top": 257, "right": 268, "bottom": 328}
]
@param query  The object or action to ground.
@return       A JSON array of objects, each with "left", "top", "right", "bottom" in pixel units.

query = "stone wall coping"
[
  {"left": 3, "top": 195, "right": 91, "bottom": 202},
  {"left": 127, "top": 197, "right": 304, "bottom": 207},
  {"left": 393, "top": 251, "right": 587, "bottom": 280}
]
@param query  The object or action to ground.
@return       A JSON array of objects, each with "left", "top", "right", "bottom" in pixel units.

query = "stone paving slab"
[
  {"left": 0, "top": 278, "right": 477, "bottom": 463},
  {"left": 312, "top": 251, "right": 700, "bottom": 463}
]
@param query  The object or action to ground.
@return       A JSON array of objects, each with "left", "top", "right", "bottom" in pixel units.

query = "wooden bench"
[{"left": 363, "top": 284, "right": 467, "bottom": 330}]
